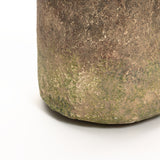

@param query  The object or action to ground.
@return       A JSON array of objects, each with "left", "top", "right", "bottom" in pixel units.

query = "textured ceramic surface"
[{"left": 37, "top": 0, "right": 160, "bottom": 124}]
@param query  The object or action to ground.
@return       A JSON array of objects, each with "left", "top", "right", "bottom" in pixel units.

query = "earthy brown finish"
[{"left": 37, "top": 0, "right": 160, "bottom": 124}]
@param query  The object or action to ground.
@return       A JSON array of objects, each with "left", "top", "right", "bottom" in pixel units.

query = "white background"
[{"left": 0, "top": 0, "right": 160, "bottom": 160}]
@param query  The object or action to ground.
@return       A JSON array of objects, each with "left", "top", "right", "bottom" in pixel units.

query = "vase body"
[{"left": 37, "top": 0, "right": 160, "bottom": 124}]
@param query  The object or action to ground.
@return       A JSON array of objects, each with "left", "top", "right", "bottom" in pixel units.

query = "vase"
[{"left": 37, "top": 0, "right": 160, "bottom": 124}]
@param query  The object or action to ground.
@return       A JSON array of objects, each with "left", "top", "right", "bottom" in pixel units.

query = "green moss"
[
  {"left": 38, "top": 48, "right": 160, "bottom": 124},
  {"left": 38, "top": 28, "right": 160, "bottom": 123}
]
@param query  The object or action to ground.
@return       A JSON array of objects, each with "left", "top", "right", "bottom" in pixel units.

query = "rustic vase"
[{"left": 37, "top": 0, "right": 160, "bottom": 124}]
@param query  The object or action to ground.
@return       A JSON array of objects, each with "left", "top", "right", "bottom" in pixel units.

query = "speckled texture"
[{"left": 37, "top": 0, "right": 160, "bottom": 124}]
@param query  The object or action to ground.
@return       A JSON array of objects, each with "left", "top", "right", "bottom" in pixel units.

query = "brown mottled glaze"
[{"left": 37, "top": 0, "right": 160, "bottom": 124}]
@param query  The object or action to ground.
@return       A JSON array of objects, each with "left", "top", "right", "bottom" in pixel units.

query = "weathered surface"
[{"left": 37, "top": 0, "right": 160, "bottom": 124}]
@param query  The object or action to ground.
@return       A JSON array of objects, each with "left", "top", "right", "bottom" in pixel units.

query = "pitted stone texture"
[{"left": 37, "top": 0, "right": 160, "bottom": 124}]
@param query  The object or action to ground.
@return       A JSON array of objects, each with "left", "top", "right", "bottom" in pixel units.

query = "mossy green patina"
[{"left": 37, "top": 0, "right": 160, "bottom": 124}]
